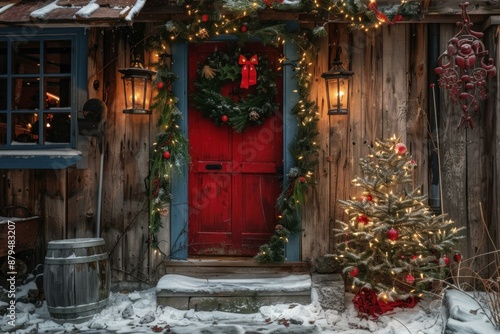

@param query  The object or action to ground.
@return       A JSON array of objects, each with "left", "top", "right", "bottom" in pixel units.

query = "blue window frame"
[{"left": 0, "top": 28, "right": 87, "bottom": 169}]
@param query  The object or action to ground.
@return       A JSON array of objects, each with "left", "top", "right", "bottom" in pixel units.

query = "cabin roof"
[
  {"left": 0, "top": 0, "right": 145, "bottom": 26},
  {"left": 0, "top": 0, "right": 497, "bottom": 27}
]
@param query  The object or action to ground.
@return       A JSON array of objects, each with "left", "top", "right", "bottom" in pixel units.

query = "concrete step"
[
  {"left": 156, "top": 274, "right": 312, "bottom": 313},
  {"left": 156, "top": 273, "right": 345, "bottom": 314}
]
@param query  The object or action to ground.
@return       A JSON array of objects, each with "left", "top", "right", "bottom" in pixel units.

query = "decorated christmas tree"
[{"left": 335, "top": 136, "right": 464, "bottom": 307}]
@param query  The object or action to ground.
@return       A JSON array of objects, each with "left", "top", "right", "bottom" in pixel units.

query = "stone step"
[
  {"left": 156, "top": 273, "right": 345, "bottom": 314},
  {"left": 156, "top": 274, "right": 311, "bottom": 313}
]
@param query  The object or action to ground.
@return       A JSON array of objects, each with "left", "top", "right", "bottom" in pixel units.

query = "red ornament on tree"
[
  {"left": 201, "top": 14, "right": 209, "bottom": 22},
  {"left": 365, "top": 194, "right": 373, "bottom": 201},
  {"left": 240, "top": 25, "right": 248, "bottom": 33},
  {"left": 395, "top": 143, "right": 407, "bottom": 155},
  {"left": 350, "top": 267, "right": 359, "bottom": 278},
  {"left": 299, "top": 176, "right": 306, "bottom": 183},
  {"left": 387, "top": 228, "right": 399, "bottom": 241},
  {"left": 157, "top": 81, "right": 164, "bottom": 89},
  {"left": 453, "top": 252, "right": 462, "bottom": 263},
  {"left": 441, "top": 255, "right": 451, "bottom": 266},
  {"left": 162, "top": 151, "right": 171, "bottom": 159},
  {"left": 405, "top": 274, "right": 415, "bottom": 285},
  {"left": 357, "top": 215, "right": 369, "bottom": 225},
  {"left": 221, "top": 115, "right": 228, "bottom": 123}
]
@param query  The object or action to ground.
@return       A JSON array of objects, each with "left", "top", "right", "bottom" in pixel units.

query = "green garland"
[
  {"left": 148, "top": 60, "right": 190, "bottom": 241},
  {"left": 164, "top": 0, "right": 421, "bottom": 42},
  {"left": 147, "top": 14, "right": 321, "bottom": 262},
  {"left": 193, "top": 49, "right": 279, "bottom": 132},
  {"left": 255, "top": 31, "right": 320, "bottom": 263}
]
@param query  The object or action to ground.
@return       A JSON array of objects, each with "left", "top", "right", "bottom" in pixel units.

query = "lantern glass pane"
[{"left": 327, "top": 77, "right": 349, "bottom": 114}]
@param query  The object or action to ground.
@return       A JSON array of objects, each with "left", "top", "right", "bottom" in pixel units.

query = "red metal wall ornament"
[{"left": 434, "top": 2, "right": 496, "bottom": 128}]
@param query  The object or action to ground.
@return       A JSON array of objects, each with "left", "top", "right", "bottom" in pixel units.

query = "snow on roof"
[
  {"left": 30, "top": 0, "right": 60, "bottom": 19},
  {"left": 125, "top": 0, "right": 146, "bottom": 21},
  {"left": 0, "top": 0, "right": 140, "bottom": 26},
  {"left": 75, "top": 1, "right": 100, "bottom": 18}
]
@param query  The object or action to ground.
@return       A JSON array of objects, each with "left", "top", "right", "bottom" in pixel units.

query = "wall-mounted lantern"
[
  {"left": 118, "top": 58, "right": 156, "bottom": 114},
  {"left": 321, "top": 47, "right": 354, "bottom": 115}
]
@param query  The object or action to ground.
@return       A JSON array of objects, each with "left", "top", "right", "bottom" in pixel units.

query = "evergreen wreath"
[{"left": 193, "top": 48, "right": 279, "bottom": 132}]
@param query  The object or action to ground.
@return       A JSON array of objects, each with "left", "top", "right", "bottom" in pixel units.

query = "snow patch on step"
[{"left": 156, "top": 274, "right": 311, "bottom": 293}]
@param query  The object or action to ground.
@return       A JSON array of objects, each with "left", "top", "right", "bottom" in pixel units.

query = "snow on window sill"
[{"left": 0, "top": 148, "right": 82, "bottom": 169}]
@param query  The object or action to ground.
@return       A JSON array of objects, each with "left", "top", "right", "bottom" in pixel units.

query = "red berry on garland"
[
  {"left": 356, "top": 215, "right": 369, "bottom": 225},
  {"left": 162, "top": 151, "right": 171, "bottom": 159},
  {"left": 156, "top": 81, "right": 164, "bottom": 89},
  {"left": 201, "top": 14, "right": 209, "bottom": 22},
  {"left": 240, "top": 25, "right": 248, "bottom": 33},
  {"left": 365, "top": 194, "right": 372, "bottom": 201},
  {"left": 410, "top": 255, "right": 418, "bottom": 261},
  {"left": 221, "top": 115, "right": 229, "bottom": 123},
  {"left": 349, "top": 267, "right": 359, "bottom": 278},
  {"left": 299, "top": 176, "right": 306, "bottom": 183},
  {"left": 405, "top": 274, "right": 415, "bottom": 285},
  {"left": 453, "top": 252, "right": 462, "bottom": 263},
  {"left": 387, "top": 228, "right": 399, "bottom": 241}
]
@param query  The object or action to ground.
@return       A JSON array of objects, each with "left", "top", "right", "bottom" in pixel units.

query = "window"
[
  {"left": 0, "top": 28, "right": 86, "bottom": 169},
  {"left": 0, "top": 29, "right": 86, "bottom": 148}
]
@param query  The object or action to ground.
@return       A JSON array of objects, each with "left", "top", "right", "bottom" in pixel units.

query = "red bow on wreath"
[{"left": 239, "top": 54, "right": 258, "bottom": 89}]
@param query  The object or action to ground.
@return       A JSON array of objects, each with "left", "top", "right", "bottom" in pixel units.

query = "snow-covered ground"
[{"left": 0, "top": 276, "right": 497, "bottom": 333}]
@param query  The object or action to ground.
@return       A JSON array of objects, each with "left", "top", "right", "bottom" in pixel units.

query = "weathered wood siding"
[
  {"left": 301, "top": 21, "right": 499, "bottom": 275},
  {"left": 303, "top": 23, "right": 429, "bottom": 261},
  {"left": 1, "top": 18, "right": 499, "bottom": 281}
]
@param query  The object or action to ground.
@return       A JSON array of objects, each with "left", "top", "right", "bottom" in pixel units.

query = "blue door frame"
[{"left": 169, "top": 41, "right": 301, "bottom": 261}]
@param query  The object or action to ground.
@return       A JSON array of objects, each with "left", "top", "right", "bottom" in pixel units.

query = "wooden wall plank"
[
  {"left": 437, "top": 24, "right": 468, "bottom": 260},
  {"left": 67, "top": 28, "right": 104, "bottom": 239},
  {"left": 329, "top": 25, "right": 358, "bottom": 251},
  {"left": 492, "top": 26, "right": 500, "bottom": 269},
  {"left": 102, "top": 28, "right": 127, "bottom": 282},
  {"left": 407, "top": 24, "right": 428, "bottom": 193},
  {"left": 382, "top": 25, "right": 408, "bottom": 139},
  {"left": 43, "top": 170, "right": 67, "bottom": 242},
  {"left": 301, "top": 25, "right": 330, "bottom": 261}
]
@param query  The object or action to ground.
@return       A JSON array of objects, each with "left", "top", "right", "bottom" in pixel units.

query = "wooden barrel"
[{"left": 43, "top": 238, "right": 110, "bottom": 323}]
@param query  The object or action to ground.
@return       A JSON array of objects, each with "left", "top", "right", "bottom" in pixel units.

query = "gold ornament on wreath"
[{"left": 193, "top": 48, "right": 279, "bottom": 132}]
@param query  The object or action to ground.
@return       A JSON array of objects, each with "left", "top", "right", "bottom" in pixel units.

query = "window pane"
[
  {"left": 12, "top": 112, "right": 36, "bottom": 144},
  {"left": 0, "top": 78, "right": 6, "bottom": 110},
  {"left": 45, "top": 77, "right": 71, "bottom": 108},
  {"left": 12, "top": 78, "right": 40, "bottom": 110},
  {"left": 12, "top": 41, "right": 40, "bottom": 74},
  {"left": 45, "top": 40, "right": 71, "bottom": 74},
  {"left": 0, "top": 113, "right": 6, "bottom": 145},
  {"left": 0, "top": 41, "right": 6, "bottom": 74},
  {"left": 44, "top": 112, "right": 71, "bottom": 143}
]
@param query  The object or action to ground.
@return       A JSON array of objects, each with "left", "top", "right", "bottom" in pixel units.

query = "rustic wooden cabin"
[{"left": 0, "top": 0, "right": 499, "bottom": 294}]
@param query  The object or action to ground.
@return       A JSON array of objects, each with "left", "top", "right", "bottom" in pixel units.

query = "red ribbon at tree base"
[
  {"left": 239, "top": 54, "right": 258, "bottom": 89},
  {"left": 353, "top": 287, "right": 419, "bottom": 320}
]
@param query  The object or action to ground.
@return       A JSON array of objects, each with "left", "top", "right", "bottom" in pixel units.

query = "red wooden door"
[{"left": 188, "top": 42, "right": 283, "bottom": 256}]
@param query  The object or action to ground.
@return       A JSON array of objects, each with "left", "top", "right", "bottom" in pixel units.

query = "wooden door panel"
[
  {"left": 188, "top": 42, "right": 282, "bottom": 256},
  {"left": 188, "top": 173, "right": 233, "bottom": 254}
]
